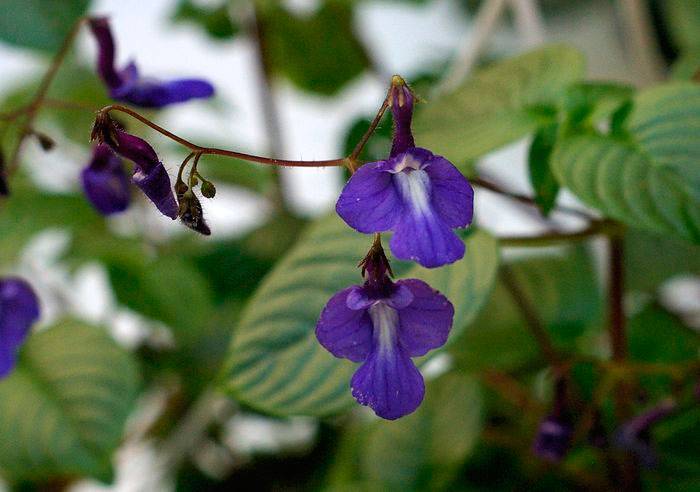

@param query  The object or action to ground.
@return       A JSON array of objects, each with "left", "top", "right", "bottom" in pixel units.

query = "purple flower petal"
[
  {"left": 132, "top": 163, "right": 179, "bottom": 219},
  {"left": 390, "top": 208, "right": 465, "bottom": 268},
  {"left": 81, "top": 144, "right": 131, "bottom": 215},
  {"left": 533, "top": 415, "right": 574, "bottom": 462},
  {"left": 0, "top": 278, "right": 40, "bottom": 379},
  {"left": 316, "top": 287, "right": 373, "bottom": 362},
  {"left": 111, "top": 78, "right": 215, "bottom": 109},
  {"left": 336, "top": 161, "right": 403, "bottom": 234},
  {"left": 351, "top": 340, "right": 425, "bottom": 420},
  {"left": 395, "top": 279, "right": 453, "bottom": 356},
  {"left": 424, "top": 154, "right": 474, "bottom": 228},
  {"left": 88, "top": 17, "right": 123, "bottom": 90}
]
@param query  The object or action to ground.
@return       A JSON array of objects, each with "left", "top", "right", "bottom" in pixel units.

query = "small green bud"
[{"left": 201, "top": 180, "right": 216, "bottom": 198}]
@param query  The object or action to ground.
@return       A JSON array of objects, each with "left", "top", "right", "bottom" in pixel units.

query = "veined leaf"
[
  {"left": 551, "top": 83, "right": 700, "bottom": 243},
  {"left": 220, "top": 215, "right": 499, "bottom": 417},
  {"left": 0, "top": 321, "right": 139, "bottom": 481},
  {"left": 414, "top": 44, "right": 584, "bottom": 162}
]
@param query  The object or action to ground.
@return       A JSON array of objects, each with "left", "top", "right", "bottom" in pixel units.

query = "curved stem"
[
  {"left": 499, "top": 220, "right": 614, "bottom": 246},
  {"left": 100, "top": 104, "right": 346, "bottom": 168},
  {"left": 7, "top": 17, "right": 86, "bottom": 175}
]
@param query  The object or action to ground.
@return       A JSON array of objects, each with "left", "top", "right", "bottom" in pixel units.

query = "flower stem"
[
  {"left": 99, "top": 104, "right": 347, "bottom": 168},
  {"left": 7, "top": 17, "right": 86, "bottom": 176},
  {"left": 499, "top": 219, "right": 617, "bottom": 246},
  {"left": 347, "top": 82, "right": 394, "bottom": 167}
]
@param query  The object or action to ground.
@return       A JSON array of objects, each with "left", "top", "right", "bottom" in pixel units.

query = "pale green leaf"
[
  {"left": 414, "top": 44, "right": 584, "bottom": 162},
  {"left": 0, "top": 321, "right": 139, "bottom": 481}
]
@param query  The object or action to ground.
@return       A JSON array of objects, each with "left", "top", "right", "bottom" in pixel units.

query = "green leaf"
[
  {"left": 560, "top": 82, "right": 634, "bottom": 130},
  {"left": 414, "top": 44, "right": 584, "bottom": 162},
  {"left": 450, "top": 247, "right": 601, "bottom": 371},
  {"left": 361, "top": 373, "right": 483, "bottom": 492},
  {"left": 0, "top": 321, "right": 139, "bottom": 481},
  {"left": 528, "top": 123, "right": 560, "bottom": 216},
  {"left": 0, "top": 0, "right": 88, "bottom": 52},
  {"left": 220, "top": 215, "right": 499, "bottom": 416},
  {"left": 551, "top": 83, "right": 700, "bottom": 243},
  {"left": 172, "top": 0, "right": 239, "bottom": 40},
  {"left": 262, "top": 3, "right": 370, "bottom": 95}
]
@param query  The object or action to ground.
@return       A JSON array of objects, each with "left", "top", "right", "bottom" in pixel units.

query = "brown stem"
[
  {"left": 348, "top": 94, "right": 391, "bottom": 164},
  {"left": 499, "top": 220, "right": 615, "bottom": 246},
  {"left": 7, "top": 17, "right": 86, "bottom": 175},
  {"left": 100, "top": 105, "right": 346, "bottom": 168},
  {"left": 500, "top": 264, "right": 560, "bottom": 367}
]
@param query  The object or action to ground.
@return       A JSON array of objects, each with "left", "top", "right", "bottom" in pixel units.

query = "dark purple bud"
[
  {"left": 389, "top": 75, "right": 416, "bottom": 157},
  {"left": 81, "top": 144, "right": 131, "bottom": 215},
  {"left": 357, "top": 237, "right": 394, "bottom": 298},
  {"left": 533, "top": 377, "right": 574, "bottom": 462},
  {"left": 101, "top": 128, "right": 178, "bottom": 219},
  {"left": 177, "top": 191, "right": 211, "bottom": 235},
  {"left": 0, "top": 277, "right": 40, "bottom": 379},
  {"left": 88, "top": 17, "right": 214, "bottom": 108},
  {"left": 612, "top": 399, "right": 676, "bottom": 468}
]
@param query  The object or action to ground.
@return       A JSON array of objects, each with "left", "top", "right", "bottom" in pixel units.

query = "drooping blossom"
[
  {"left": 533, "top": 378, "right": 574, "bottom": 462},
  {"left": 612, "top": 399, "right": 676, "bottom": 468},
  {"left": 0, "top": 278, "right": 40, "bottom": 379},
  {"left": 89, "top": 17, "right": 214, "bottom": 108},
  {"left": 177, "top": 189, "right": 211, "bottom": 236},
  {"left": 92, "top": 118, "right": 178, "bottom": 219},
  {"left": 315, "top": 240, "right": 453, "bottom": 419},
  {"left": 81, "top": 144, "right": 131, "bottom": 215},
  {"left": 336, "top": 77, "right": 473, "bottom": 268}
]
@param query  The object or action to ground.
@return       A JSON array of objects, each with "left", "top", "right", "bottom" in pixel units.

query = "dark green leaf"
[
  {"left": 172, "top": 0, "right": 239, "bottom": 40},
  {"left": 0, "top": 321, "right": 139, "bottom": 481},
  {"left": 528, "top": 123, "right": 560, "bottom": 216},
  {"left": 262, "top": 3, "right": 370, "bottom": 95},
  {"left": 414, "top": 44, "right": 584, "bottom": 162},
  {"left": 0, "top": 0, "right": 89, "bottom": 51},
  {"left": 220, "top": 214, "right": 498, "bottom": 416}
]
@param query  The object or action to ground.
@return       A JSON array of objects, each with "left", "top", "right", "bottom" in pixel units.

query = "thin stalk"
[
  {"left": 8, "top": 17, "right": 86, "bottom": 175},
  {"left": 499, "top": 220, "right": 613, "bottom": 246},
  {"left": 99, "top": 105, "right": 346, "bottom": 168}
]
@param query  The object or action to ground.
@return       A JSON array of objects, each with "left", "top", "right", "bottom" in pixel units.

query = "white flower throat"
[{"left": 368, "top": 301, "right": 399, "bottom": 355}]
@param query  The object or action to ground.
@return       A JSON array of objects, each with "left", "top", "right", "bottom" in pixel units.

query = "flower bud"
[
  {"left": 32, "top": 131, "right": 56, "bottom": 151},
  {"left": 177, "top": 190, "right": 211, "bottom": 235},
  {"left": 533, "top": 377, "right": 573, "bottom": 462},
  {"left": 200, "top": 179, "right": 216, "bottom": 198},
  {"left": 389, "top": 75, "right": 416, "bottom": 157}
]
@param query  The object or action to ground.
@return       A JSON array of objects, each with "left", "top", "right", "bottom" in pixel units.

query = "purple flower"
[
  {"left": 315, "top": 243, "right": 453, "bottom": 419},
  {"left": 81, "top": 144, "right": 131, "bottom": 215},
  {"left": 89, "top": 17, "right": 214, "bottom": 108},
  {"left": 98, "top": 125, "right": 178, "bottom": 219},
  {"left": 533, "top": 378, "right": 574, "bottom": 462},
  {"left": 336, "top": 81, "right": 473, "bottom": 268},
  {"left": 613, "top": 399, "right": 676, "bottom": 468},
  {"left": 0, "top": 278, "right": 40, "bottom": 379}
]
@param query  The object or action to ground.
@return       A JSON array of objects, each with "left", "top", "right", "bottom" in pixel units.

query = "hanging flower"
[
  {"left": 533, "top": 378, "right": 574, "bottom": 462},
  {"left": 315, "top": 240, "right": 453, "bottom": 419},
  {"left": 335, "top": 78, "right": 473, "bottom": 268},
  {"left": 89, "top": 17, "right": 215, "bottom": 108},
  {"left": 81, "top": 144, "right": 131, "bottom": 215},
  {"left": 0, "top": 278, "right": 40, "bottom": 379},
  {"left": 92, "top": 117, "right": 178, "bottom": 219}
]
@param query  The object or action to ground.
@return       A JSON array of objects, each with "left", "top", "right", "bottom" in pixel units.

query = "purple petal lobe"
[
  {"left": 395, "top": 279, "right": 453, "bottom": 356},
  {"left": 88, "top": 17, "right": 123, "bottom": 89},
  {"left": 351, "top": 302, "right": 425, "bottom": 419},
  {"left": 316, "top": 287, "right": 373, "bottom": 362},
  {"left": 0, "top": 278, "right": 40, "bottom": 379},
  {"left": 81, "top": 144, "right": 130, "bottom": 215},
  {"left": 424, "top": 153, "right": 474, "bottom": 228},
  {"left": 388, "top": 283, "right": 414, "bottom": 309},
  {"left": 336, "top": 161, "right": 403, "bottom": 234},
  {"left": 533, "top": 415, "right": 573, "bottom": 462},
  {"left": 346, "top": 286, "right": 372, "bottom": 311},
  {"left": 132, "top": 164, "right": 179, "bottom": 219},
  {"left": 110, "top": 131, "right": 160, "bottom": 173},
  {"left": 112, "top": 78, "right": 215, "bottom": 108}
]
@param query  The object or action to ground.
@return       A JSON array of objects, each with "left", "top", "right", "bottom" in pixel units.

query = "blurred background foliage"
[{"left": 0, "top": 0, "right": 699, "bottom": 491}]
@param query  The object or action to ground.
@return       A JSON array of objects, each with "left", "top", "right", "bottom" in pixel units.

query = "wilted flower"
[
  {"left": 0, "top": 278, "right": 40, "bottom": 379},
  {"left": 89, "top": 17, "right": 215, "bottom": 108},
  {"left": 335, "top": 78, "right": 473, "bottom": 268},
  {"left": 315, "top": 240, "right": 453, "bottom": 419},
  {"left": 81, "top": 144, "right": 131, "bottom": 215},
  {"left": 93, "top": 119, "right": 178, "bottom": 219},
  {"left": 613, "top": 399, "right": 676, "bottom": 468},
  {"left": 177, "top": 189, "right": 211, "bottom": 235},
  {"left": 533, "top": 378, "right": 574, "bottom": 462}
]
